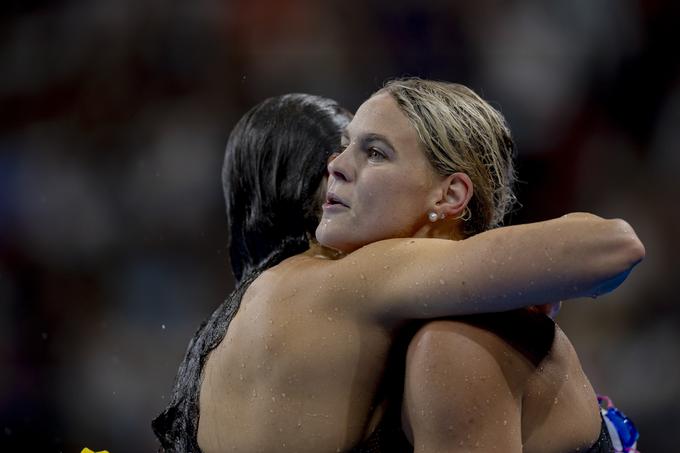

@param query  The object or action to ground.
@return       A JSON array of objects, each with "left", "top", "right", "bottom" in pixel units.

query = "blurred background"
[{"left": 1, "top": 0, "right": 678, "bottom": 451}]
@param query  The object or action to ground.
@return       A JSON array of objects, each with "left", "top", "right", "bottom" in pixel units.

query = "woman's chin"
[{"left": 315, "top": 229, "right": 352, "bottom": 255}]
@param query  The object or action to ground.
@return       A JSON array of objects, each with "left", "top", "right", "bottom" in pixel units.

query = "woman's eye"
[{"left": 368, "top": 147, "right": 385, "bottom": 160}]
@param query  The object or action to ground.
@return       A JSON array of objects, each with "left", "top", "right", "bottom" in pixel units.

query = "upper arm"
[{"left": 402, "top": 321, "right": 524, "bottom": 453}]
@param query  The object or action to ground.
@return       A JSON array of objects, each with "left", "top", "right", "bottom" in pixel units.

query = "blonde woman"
[{"left": 155, "top": 86, "right": 643, "bottom": 452}]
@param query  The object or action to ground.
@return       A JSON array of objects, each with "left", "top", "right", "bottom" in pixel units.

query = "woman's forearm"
[
  {"left": 522, "top": 213, "right": 645, "bottom": 298},
  {"left": 357, "top": 212, "right": 645, "bottom": 321}
]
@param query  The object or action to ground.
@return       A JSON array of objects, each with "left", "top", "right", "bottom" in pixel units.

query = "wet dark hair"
[{"left": 223, "top": 94, "right": 352, "bottom": 282}]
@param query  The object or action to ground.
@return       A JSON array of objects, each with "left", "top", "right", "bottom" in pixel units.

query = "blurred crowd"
[{"left": 1, "top": 0, "right": 678, "bottom": 451}]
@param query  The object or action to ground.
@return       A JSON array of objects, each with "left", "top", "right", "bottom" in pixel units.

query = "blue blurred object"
[{"left": 599, "top": 395, "right": 640, "bottom": 452}]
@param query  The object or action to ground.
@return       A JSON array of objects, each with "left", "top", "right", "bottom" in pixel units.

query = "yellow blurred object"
[{"left": 81, "top": 448, "right": 110, "bottom": 453}]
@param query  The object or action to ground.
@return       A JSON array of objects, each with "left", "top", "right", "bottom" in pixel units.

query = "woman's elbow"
[
  {"left": 609, "top": 218, "right": 645, "bottom": 268},
  {"left": 585, "top": 219, "right": 644, "bottom": 298}
]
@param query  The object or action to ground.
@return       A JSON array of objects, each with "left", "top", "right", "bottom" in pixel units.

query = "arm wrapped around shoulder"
[{"left": 349, "top": 212, "right": 645, "bottom": 323}]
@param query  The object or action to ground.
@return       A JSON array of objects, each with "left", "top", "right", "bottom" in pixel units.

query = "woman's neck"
[
  {"left": 413, "top": 218, "right": 466, "bottom": 241},
  {"left": 304, "top": 241, "right": 347, "bottom": 261}
]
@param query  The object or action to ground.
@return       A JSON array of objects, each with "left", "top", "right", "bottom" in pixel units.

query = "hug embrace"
[{"left": 153, "top": 78, "right": 644, "bottom": 453}]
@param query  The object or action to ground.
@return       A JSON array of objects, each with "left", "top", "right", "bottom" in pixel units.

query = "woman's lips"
[
  {"left": 323, "top": 192, "right": 349, "bottom": 211},
  {"left": 323, "top": 202, "right": 349, "bottom": 211}
]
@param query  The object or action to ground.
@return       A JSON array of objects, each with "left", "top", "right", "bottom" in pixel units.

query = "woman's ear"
[{"left": 436, "top": 172, "right": 473, "bottom": 218}]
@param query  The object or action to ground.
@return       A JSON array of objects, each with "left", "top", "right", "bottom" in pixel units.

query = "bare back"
[{"left": 198, "top": 252, "right": 397, "bottom": 453}]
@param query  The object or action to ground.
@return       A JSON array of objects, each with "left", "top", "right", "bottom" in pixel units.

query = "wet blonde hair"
[{"left": 377, "top": 78, "right": 517, "bottom": 237}]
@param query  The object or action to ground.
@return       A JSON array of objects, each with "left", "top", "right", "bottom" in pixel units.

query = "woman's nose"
[{"left": 327, "top": 149, "right": 352, "bottom": 182}]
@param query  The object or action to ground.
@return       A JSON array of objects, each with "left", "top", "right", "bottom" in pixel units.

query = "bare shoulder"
[
  {"left": 249, "top": 252, "right": 369, "bottom": 319},
  {"left": 403, "top": 313, "right": 601, "bottom": 452},
  {"left": 406, "top": 314, "right": 546, "bottom": 393},
  {"left": 412, "top": 311, "right": 555, "bottom": 361},
  {"left": 403, "top": 317, "right": 529, "bottom": 451}
]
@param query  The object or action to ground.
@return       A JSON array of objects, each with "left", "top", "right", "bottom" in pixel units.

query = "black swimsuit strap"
[
  {"left": 152, "top": 238, "right": 309, "bottom": 452},
  {"left": 587, "top": 417, "right": 615, "bottom": 453}
]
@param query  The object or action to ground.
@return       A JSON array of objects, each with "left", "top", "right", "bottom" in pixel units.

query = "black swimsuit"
[
  {"left": 152, "top": 270, "right": 258, "bottom": 452},
  {"left": 589, "top": 418, "right": 616, "bottom": 453},
  {"left": 152, "top": 240, "right": 307, "bottom": 452}
]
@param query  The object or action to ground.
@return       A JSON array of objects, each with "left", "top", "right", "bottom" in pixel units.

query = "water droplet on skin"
[
  {"left": 503, "top": 420, "right": 508, "bottom": 426},
  {"left": 439, "top": 279, "right": 445, "bottom": 285},
  {"left": 327, "top": 316, "right": 333, "bottom": 321},
  {"left": 384, "top": 265, "right": 390, "bottom": 270},
  {"left": 359, "top": 273, "right": 366, "bottom": 280},
  {"left": 554, "top": 397, "right": 559, "bottom": 405},
  {"left": 241, "top": 363, "right": 246, "bottom": 368}
]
